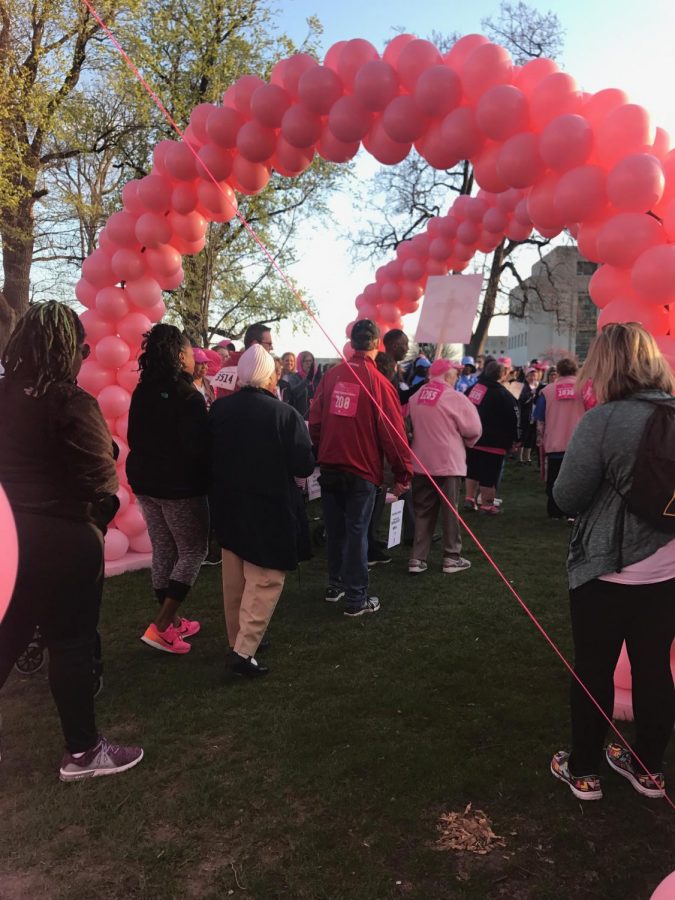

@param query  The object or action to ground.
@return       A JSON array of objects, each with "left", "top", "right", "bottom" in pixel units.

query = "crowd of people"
[{"left": 0, "top": 303, "right": 672, "bottom": 805}]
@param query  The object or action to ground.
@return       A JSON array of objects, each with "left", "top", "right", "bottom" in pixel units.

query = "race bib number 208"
[{"left": 330, "top": 381, "right": 360, "bottom": 417}]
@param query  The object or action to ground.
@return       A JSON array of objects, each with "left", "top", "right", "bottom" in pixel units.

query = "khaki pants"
[
  {"left": 221, "top": 550, "right": 285, "bottom": 657},
  {"left": 411, "top": 474, "right": 462, "bottom": 563}
]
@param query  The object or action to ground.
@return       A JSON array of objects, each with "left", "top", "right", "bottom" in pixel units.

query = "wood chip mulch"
[{"left": 435, "top": 804, "right": 506, "bottom": 855}]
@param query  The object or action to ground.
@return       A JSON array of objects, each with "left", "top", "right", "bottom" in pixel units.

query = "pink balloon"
[
  {"left": 75, "top": 278, "right": 98, "bottom": 308},
  {"left": 156, "top": 267, "right": 184, "bottom": 291},
  {"left": 382, "top": 33, "right": 417, "bottom": 68},
  {"left": 606, "top": 153, "right": 665, "bottom": 212},
  {"left": 206, "top": 106, "right": 244, "bottom": 147},
  {"left": 527, "top": 172, "right": 565, "bottom": 232},
  {"left": 382, "top": 95, "right": 428, "bottom": 144},
  {"left": 429, "top": 237, "right": 453, "bottom": 261},
  {"left": 95, "top": 286, "right": 129, "bottom": 323},
  {"left": 576, "top": 218, "right": 608, "bottom": 263},
  {"left": 396, "top": 39, "right": 442, "bottom": 91},
  {"left": 115, "top": 504, "right": 147, "bottom": 537},
  {"left": 663, "top": 199, "right": 675, "bottom": 242},
  {"left": 137, "top": 175, "right": 173, "bottom": 213},
  {"left": 197, "top": 180, "right": 238, "bottom": 220},
  {"left": 168, "top": 209, "right": 207, "bottom": 243},
  {"left": 97, "top": 384, "right": 131, "bottom": 419},
  {"left": 77, "top": 360, "right": 116, "bottom": 394},
  {"left": 596, "top": 212, "right": 665, "bottom": 268},
  {"left": 118, "top": 312, "right": 152, "bottom": 347},
  {"left": 378, "top": 302, "right": 400, "bottom": 323},
  {"left": 353, "top": 60, "right": 399, "bottom": 112},
  {"left": 317, "top": 129, "right": 360, "bottom": 163},
  {"left": 113, "top": 436, "right": 129, "bottom": 468},
  {"left": 438, "top": 215, "right": 459, "bottom": 239},
  {"left": 529, "top": 73, "right": 580, "bottom": 130},
  {"left": 651, "top": 126, "right": 671, "bottom": 160},
  {"left": 452, "top": 242, "right": 475, "bottom": 262},
  {"left": 189, "top": 103, "right": 216, "bottom": 144},
  {"left": 513, "top": 57, "right": 558, "bottom": 96},
  {"left": 272, "top": 138, "right": 314, "bottom": 176},
  {"left": 589, "top": 265, "right": 636, "bottom": 310},
  {"left": 232, "top": 75, "right": 266, "bottom": 116},
  {"left": 171, "top": 182, "right": 198, "bottom": 215},
  {"left": 483, "top": 207, "right": 508, "bottom": 233},
  {"left": 95, "top": 335, "right": 131, "bottom": 370},
  {"left": 496, "top": 188, "right": 522, "bottom": 213},
  {"left": 250, "top": 83, "right": 291, "bottom": 128},
  {"left": 505, "top": 219, "right": 533, "bottom": 242},
  {"left": 111, "top": 248, "right": 146, "bottom": 282},
  {"left": 402, "top": 258, "right": 425, "bottom": 281},
  {"left": 196, "top": 144, "right": 233, "bottom": 182},
  {"left": 583, "top": 88, "right": 628, "bottom": 129},
  {"left": 152, "top": 140, "right": 174, "bottom": 175},
  {"left": 145, "top": 245, "right": 181, "bottom": 279},
  {"left": 116, "top": 484, "right": 130, "bottom": 513},
  {"left": 282, "top": 53, "right": 318, "bottom": 97},
  {"left": 82, "top": 250, "right": 115, "bottom": 288},
  {"left": 457, "top": 220, "right": 480, "bottom": 245},
  {"left": 414, "top": 66, "right": 462, "bottom": 119},
  {"left": 125, "top": 275, "right": 162, "bottom": 309},
  {"left": 281, "top": 104, "right": 322, "bottom": 149},
  {"left": 104, "top": 528, "right": 129, "bottom": 562},
  {"left": 116, "top": 359, "right": 141, "bottom": 393},
  {"left": 337, "top": 38, "right": 379, "bottom": 90},
  {"left": 297, "top": 66, "right": 343, "bottom": 115},
  {"left": 596, "top": 104, "right": 655, "bottom": 168},
  {"left": 363, "top": 118, "right": 410, "bottom": 166},
  {"left": 135, "top": 213, "right": 172, "bottom": 248},
  {"left": 554, "top": 165, "right": 608, "bottom": 223},
  {"left": 473, "top": 143, "right": 508, "bottom": 194},
  {"left": 106, "top": 211, "right": 141, "bottom": 248},
  {"left": 236, "top": 120, "right": 277, "bottom": 162},
  {"left": 631, "top": 244, "right": 675, "bottom": 299},
  {"left": 414, "top": 122, "right": 458, "bottom": 170},
  {"left": 460, "top": 43, "right": 512, "bottom": 103},
  {"left": 79, "top": 309, "right": 116, "bottom": 344},
  {"left": 231, "top": 157, "right": 270, "bottom": 195},
  {"left": 129, "top": 531, "right": 153, "bottom": 554},
  {"left": 121, "top": 180, "right": 145, "bottom": 215},
  {"left": 650, "top": 871, "right": 675, "bottom": 900},
  {"left": 145, "top": 299, "right": 166, "bottom": 324},
  {"left": 598, "top": 296, "right": 669, "bottom": 335},
  {"left": 513, "top": 199, "right": 532, "bottom": 227},
  {"left": 476, "top": 85, "right": 529, "bottom": 141},
  {"left": 380, "top": 282, "right": 401, "bottom": 303},
  {"left": 401, "top": 281, "right": 423, "bottom": 302},
  {"left": 164, "top": 143, "right": 198, "bottom": 181},
  {"left": 115, "top": 413, "right": 129, "bottom": 441},
  {"left": 494, "top": 132, "right": 544, "bottom": 190},
  {"left": 539, "top": 114, "right": 593, "bottom": 171},
  {"left": 328, "top": 96, "right": 372, "bottom": 143},
  {"left": 651, "top": 149, "right": 675, "bottom": 217},
  {"left": 440, "top": 107, "right": 485, "bottom": 160}
]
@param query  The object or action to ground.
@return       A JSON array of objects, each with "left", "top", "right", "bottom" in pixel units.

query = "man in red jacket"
[{"left": 309, "top": 319, "right": 412, "bottom": 617}]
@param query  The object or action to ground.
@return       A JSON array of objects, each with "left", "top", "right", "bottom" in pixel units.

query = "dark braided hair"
[
  {"left": 2, "top": 301, "right": 85, "bottom": 397},
  {"left": 137, "top": 323, "right": 189, "bottom": 383}
]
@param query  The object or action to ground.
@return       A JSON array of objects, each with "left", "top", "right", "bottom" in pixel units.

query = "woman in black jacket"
[
  {"left": 463, "top": 360, "right": 519, "bottom": 514},
  {"left": 0, "top": 301, "right": 143, "bottom": 781},
  {"left": 209, "top": 345, "right": 315, "bottom": 678},
  {"left": 126, "top": 325, "right": 210, "bottom": 655}
]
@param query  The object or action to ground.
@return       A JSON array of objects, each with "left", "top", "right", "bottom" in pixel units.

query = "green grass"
[{"left": 0, "top": 465, "right": 672, "bottom": 899}]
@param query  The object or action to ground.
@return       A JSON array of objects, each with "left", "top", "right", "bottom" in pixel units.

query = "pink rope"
[{"left": 78, "top": 0, "right": 674, "bottom": 808}]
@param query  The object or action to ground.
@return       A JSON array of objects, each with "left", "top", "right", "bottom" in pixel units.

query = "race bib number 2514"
[
  {"left": 213, "top": 366, "right": 238, "bottom": 392},
  {"left": 330, "top": 381, "right": 360, "bottom": 417}
]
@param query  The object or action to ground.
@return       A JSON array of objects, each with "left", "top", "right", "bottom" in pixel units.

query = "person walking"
[
  {"left": 309, "top": 320, "right": 412, "bottom": 616},
  {"left": 209, "top": 345, "right": 315, "bottom": 677},
  {"left": 126, "top": 324, "right": 210, "bottom": 654},
  {"left": 550, "top": 323, "right": 675, "bottom": 801},
  {"left": 407, "top": 359, "right": 482, "bottom": 575},
  {"left": 517, "top": 368, "right": 539, "bottom": 465},
  {"left": 0, "top": 301, "right": 143, "bottom": 780}
]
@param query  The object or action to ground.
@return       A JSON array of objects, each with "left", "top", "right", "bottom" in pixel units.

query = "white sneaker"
[
  {"left": 408, "top": 559, "right": 428, "bottom": 574},
  {"left": 442, "top": 557, "right": 472, "bottom": 575}
]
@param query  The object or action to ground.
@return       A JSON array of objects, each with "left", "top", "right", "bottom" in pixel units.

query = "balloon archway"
[{"left": 74, "top": 31, "right": 675, "bottom": 560}]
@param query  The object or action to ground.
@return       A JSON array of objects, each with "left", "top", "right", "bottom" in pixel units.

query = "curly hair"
[
  {"left": 2, "top": 301, "right": 85, "bottom": 397},
  {"left": 137, "top": 323, "right": 188, "bottom": 383}
]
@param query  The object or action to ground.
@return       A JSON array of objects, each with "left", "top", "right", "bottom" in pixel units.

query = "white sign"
[
  {"left": 213, "top": 366, "right": 238, "bottom": 392},
  {"left": 306, "top": 469, "right": 322, "bottom": 501},
  {"left": 387, "top": 499, "right": 405, "bottom": 549},
  {"left": 415, "top": 274, "right": 483, "bottom": 344}
]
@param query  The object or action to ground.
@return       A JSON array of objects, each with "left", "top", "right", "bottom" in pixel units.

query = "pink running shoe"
[
  {"left": 176, "top": 617, "right": 201, "bottom": 639},
  {"left": 141, "top": 623, "right": 191, "bottom": 654}
]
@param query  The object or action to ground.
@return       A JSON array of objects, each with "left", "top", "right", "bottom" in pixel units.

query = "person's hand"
[{"left": 392, "top": 481, "right": 409, "bottom": 498}]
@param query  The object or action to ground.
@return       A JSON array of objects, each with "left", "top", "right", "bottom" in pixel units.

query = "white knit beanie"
[{"left": 237, "top": 344, "right": 275, "bottom": 388}]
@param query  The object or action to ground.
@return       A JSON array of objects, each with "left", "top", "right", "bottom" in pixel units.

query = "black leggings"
[
  {"left": 568, "top": 577, "right": 675, "bottom": 775},
  {"left": 0, "top": 513, "right": 103, "bottom": 753}
]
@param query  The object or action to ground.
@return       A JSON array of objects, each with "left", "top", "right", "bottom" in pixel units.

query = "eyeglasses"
[
  {"left": 81, "top": 344, "right": 91, "bottom": 360},
  {"left": 261, "top": 340, "right": 274, "bottom": 350}
]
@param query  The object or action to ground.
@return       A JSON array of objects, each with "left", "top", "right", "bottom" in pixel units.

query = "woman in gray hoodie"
[{"left": 550, "top": 323, "right": 675, "bottom": 802}]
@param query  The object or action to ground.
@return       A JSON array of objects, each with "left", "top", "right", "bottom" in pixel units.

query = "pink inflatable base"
[
  {"left": 104, "top": 550, "right": 152, "bottom": 578},
  {"left": 613, "top": 687, "right": 634, "bottom": 722}
]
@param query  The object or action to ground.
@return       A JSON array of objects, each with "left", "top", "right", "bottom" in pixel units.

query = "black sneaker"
[
  {"left": 367, "top": 548, "right": 392, "bottom": 567},
  {"left": 344, "top": 597, "right": 381, "bottom": 617},
  {"left": 325, "top": 587, "right": 345, "bottom": 603},
  {"left": 202, "top": 551, "right": 222, "bottom": 567},
  {"left": 226, "top": 651, "right": 269, "bottom": 678}
]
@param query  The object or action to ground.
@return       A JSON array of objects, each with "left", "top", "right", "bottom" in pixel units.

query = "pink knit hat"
[{"left": 193, "top": 348, "right": 208, "bottom": 363}]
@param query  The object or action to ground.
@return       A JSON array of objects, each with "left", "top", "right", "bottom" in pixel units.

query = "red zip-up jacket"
[{"left": 308, "top": 352, "right": 412, "bottom": 486}]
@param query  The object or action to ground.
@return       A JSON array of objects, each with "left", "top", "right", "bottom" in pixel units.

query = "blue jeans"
[{"left": 321, "top": 472, "right": 377, "bottom": 606}]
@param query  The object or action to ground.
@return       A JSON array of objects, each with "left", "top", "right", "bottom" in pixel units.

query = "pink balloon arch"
[{"left": 75, "top": 32, "right": 675, "bottom": 709}]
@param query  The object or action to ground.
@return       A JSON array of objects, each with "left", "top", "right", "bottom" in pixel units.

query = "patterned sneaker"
[
  {"left": 605, "top": 743, "right": 666, "bottom": 798},
  {"left": 141, "top": 623, "right": 191, "bottom": 654},
  {"left": 550, "top": 750, "right": 603, "bottom": 801},
  {"left": 325, "top": 587, "right": 345, "bottom": 603},
  {"left": 59, "top": 737, "right": 143, "bottom": 782},
  {"left": 408, "top": 559, "right": 428, "bottom": 574},
  {"left": 344, "top": 596, "right": 381, "bottom": 617},
  {"left": 479, "top": 504, "right": 502, "bottom": 516},
  {"left": 463, "top": 498, "right": 478, "bottom": 511},
  {"left": 176, "top": 617, "right": 201, "bottom": 639},
  {"left": 442, "top": 557, "right": 472, "bottom": 575}
]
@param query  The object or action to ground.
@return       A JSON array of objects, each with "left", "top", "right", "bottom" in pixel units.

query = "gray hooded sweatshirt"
[{"left": 553, "top": 390, "right": 675, "bottom": 590}]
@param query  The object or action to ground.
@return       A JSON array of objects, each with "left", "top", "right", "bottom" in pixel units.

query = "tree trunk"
[
  {"left": 467, "top": 240, "right": 506, "bottom": 358},
  {"left": 0, "top": 291, "right": 16, "bottom": 355},
  {"left": 1, "top": 196, "right": 36, "bottom": 326}
]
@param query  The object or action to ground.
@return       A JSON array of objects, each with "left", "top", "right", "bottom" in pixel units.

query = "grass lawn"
[{"left": 0, "top": 465, "right": 672, "bottom": 899}]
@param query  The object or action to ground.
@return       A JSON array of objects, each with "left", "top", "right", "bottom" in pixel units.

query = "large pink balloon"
[
  {"left": 337, "top": 38, "right": 379, "bottom": 90},
  {"left": 476, "top": 85, "right": 528, "bottom": 141},
  {"left": 496, "top": 132, "right": 545, "bottom": 189},
  {"left": 589, "top": 265, "right": 636, "bottom": 309},
  {"left": 595, "top": 104, "right": 654, "bottom": 168},
  {"left": 529, "top": 72, "right": 579, "bottom": 129},
  {"left": 298, "top": 66, "right": 343, "bottom": 115},
  {"left": 554, "top": 165, "right": 607, "bottom": 223},
  {"left": 118, "top": 312, "right": 152, "bottom": 347},
  {"left": 206, "top": 106, "right": 244, "bottom": 147},
  {"left": 396, "top": 39, "right": 442, "bottom": 91},
  {"left": 125, "top": 276, "right": 163, "bottom": 310},
  {"left": 79, "top": 309, "right": 116, "bottom": 344},
  {"left": 539, "top": 114, "right": 593, "bottom": 171},
  {"left": 97, "top": 385, "right": 132, "bottom": 419},
  {"left": 95, "top": 335, "right": 131, "bottom": 369},
  {"left": 196, "top": 144, "right": 233, "bottom": 182},
  {"left": 328, "top": 96, "right": 372, "bottom": 143},
  {"left": 363, "top": 119, "right": 410, "bottom": 166},
  {"left": 414, "top": 66, "right": 461, "bottom": 118},
  {"left": 145, "top": 245, "right": 181, "bottom": 279},
  {"left": 111, "top": 248, "right": 146, "bottom": 282},
  {"left": 598, "top": 297, "right": 669, "bottom": 335},
  {"left": 82, "top": 249, "right": 115, "bottom": 288},
  {"left": 651, "top": 871, "right": 675, "bottom": 900},
  {"left": 250, "top": 83, "right": 291, "bottom": 128},
  {"left": 596, "top": 213, "right": 664, "bottom": 268},
  {"left": 281, "top": 104, "right": 322, "bottom": 149},
  {"left": 0, "top": 484, "right": 18, "bottom": 624},
  {"left": 95, "top": 286, "right": 129, "bottom": 322},
  {"left": 129, "top": 531, "right": 153, "bottom": 554},
  {"left": 78, "top": 360, "right": 116, "bottom": 394},
  {"left": 606, "top": 153, "right": 665, "bottom": 212},
  {"left": 116, "top": 360, "right": 141, "bottom": 393},
  {"left": 137, "top": 175, "right": 173, "bottom": 213},
  {"left": 106, "top": 211, "right": 141, "bottom": 248},
  {"left": 440, "top": 106, "right": 485, "bottom": 160},
  {"left": 631, "top": 244, "right": 675, "bottom": 299},
  {"left": 460, "top": 43, "right": 512, "bottom": 103},
  {"left": 353, "top": 60, "right": 399, "bottom": 112},
  {"left": 104, "top": 528, "right": 129, "bottom": 562},
  {"left": 115, "top": 504, "right": 147, "bottom": 538}
]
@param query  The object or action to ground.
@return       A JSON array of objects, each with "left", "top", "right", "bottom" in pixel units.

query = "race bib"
[
  {"left": 555, "top": 382, "right": 576, "bottom": 401},
  {"left": 330, "top": 381, "right": 360, "bottom": 417},
  {"left": 417, "top": 383, "right": 443, "bottom": 406},
  {"left": 467, "top": 383, "right": 487, "bottom": 406},
  {"left": 213, "top": 366, "right": 238, "bottom": 392}
]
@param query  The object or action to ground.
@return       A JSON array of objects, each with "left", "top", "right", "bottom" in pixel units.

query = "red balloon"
[
  {"left": 111, "top": 248, "right": 146, "bottom": 282},
  {"left": 396, "top": 39, "right": 442, "bottom": 91},
  {"left": 440, "top": 107, "right": 484, "bottom": 160},
  {"left": 135, "top": 212, "right": 172, "bottom": 249},
  {"left": 363, "top": 118, "right": 410, "bottom": 166},
  {"left": 483, "top": 207, "right": 508, "bottom": 233},
  {"left": 473, "top": 143, "right": 508, "bottom": 194},
  {"left": 402, "top": 258, "right": 425, "bottom": 281},
  {"left": 324, "top": 40, "right": 346, "bottom": 71},
  {"left": 414, "top": 66, "right": 462, "bottom": 119},
  {"left": 554, "top": 165, "right": 608, "bottom": 223},
  {"left": 78, "top": 359, "right": 116, "bottom": 394},
  {"left": 444, "top": 33, "right": 489, "bottom": 69},
  {"left": 595, "top": 104, "right": 655, "bottom": 168},
  {"left": 382, "top": 33, "right": 417, "bottom": 67},
  {"left": 429, "top": 237, "right": 452, "bottom": 261},
  {"left": 250, "top": 83, "right": 291, "bottom": 128},
  {"left": 297, "top": 66, "right": 344, "bottom": 115},
  {"left": 476, "top": 85, "right": 529, "bottom": 141},
  {"left": 281, "top": 104, "right": 322, "bottom": 148},
  {"left": 426, "top": 258, "right": 448, "bottom": 275},
  {"left": 529, "top": 73, "right": 580, "bottom": 130},
  {"left": 152, "top": 141, "right": 174, "bottom": 175},
  {"left": 453, "top": 242, "right": 475, "bottom": 262},
  {"left": 505, "top": 220, "right": 533, "bottom": 241},
  {"left": 662, "top": 198, "right": 675, "bottom": 241},
  {"left": 415, "top": 121, "right": 459, "bottom": 170},
  {"left": 496, "top": 132, "right": 545, "bottom": 189},
  {"left": 272, "top": 138, "right": 314, "bottom": 177},
  {"left": 513, "top": 58, "right": 558, "bottom": 96},
  {"left": 353, "top": 60, "right": 399, "bottom": 112},
  {"left": 233, "top": 75, "right": 266, "bottom": 116},
  {"left": 382, "top": 95, "right": 427, "bottom": 144},
  {"left": 328, "top": 96, "right": 372, "bottom": 144},
  {"left": 495, "top": 188, "right": 522, "bottom": 213},
  {"left": 95, "top": 336, "right": 131, "bottom": 370},
  {"left": 589, "top": 264, "right": 636, "bottom": 309},
  {"left": 337, "top": 38, "right": 379, "bottom": 90},
  {"left": 526, "top": 172, "right": 565, "bottom": 232},
  {"left": 197, "top": 180, "right": 238, "bottom": 221},
  {"left": 631, "top": 244, "right": 675, "bottom": 299},
  {"left": 79, "top": 310, "right": 116, "bottom": 344},
  {"left": 231, "top": 157, "right": 270, "bottom": 195},
  {"left": 596, "top": 212, "right": 664, "bottom": 268},
  {"left": 401, "top": 281, "right": 423, "bottom": 302},
  {"left": 137, "top": 175, "right": 173, "bottom": 213},
  {"left": 206, "top": 107, "right": 244, "bottom": 147},
  {"left": 196, "top": 144, "right": 233, "bottom": 182},
  {"left": 583, "top": 88, "right": 628, "bottom": 129},
  {"left": 117, "top": 312, "right": 152, "bottom": 346},
  {"left": 598, "top": 296, "right": 669, "bottom": 335},
  {"left": 438, "top": 215, "right": 458, "bottom": 239},
  {"left": 460, "top": 43, "right": 512, "bottom": 103},
  {"left": 457, "top": 220, "right": 480, "bottom": 245},
  {"left": 539, "top": 114, "right": 593, "bottom": 171},
  {"left": 96, "top": 286, "right": 129, "bottom": 322},
  {"left": 188, "top": 103, "right": 216, "bottom": 144},
  {"left": 606, "top": 153, "right": 665, "bottom": 212},
  {"left": 164, "top": 143, "right": 197, "bottom": 181},
  {"left": 513, "top": 199, "right": 532, "bottom": 226},
  {"left": 171, "top": 182, "right": 199, "bottom": 215},
  {"left": 145, "top": 299, "right": 166, "bottom": 324},
  {"left": 121, "top": 180, "right": 145, "bottom": 215},
  {"left": 317, "top": 129, "right": 360, "bottom": 163},
  {"left": 168, "top": 210, "right": 207, "bottom": 243},
  {"left": 576, "top": 218, "right": 608, "bottom": 263},
  {"left": 378, "top": 302, "right": 400, "bottom": 323},
  {"left": 381, "top": 282, "right": 401, "bottom": 303},
  {"left": 282, "top": 53, "right": 318, "bottom": 97},
  {"left": 156, "top": 267, "right": 184, "bottom": 291},
  {"left": 651, "top": 126, "right": 671, "bottom": 160},
  {"left": 116, "top": 504, "right": 147, "bottom": 538},
  {"left": 237, "top": 120, "right": 277, "bottom": 162}
]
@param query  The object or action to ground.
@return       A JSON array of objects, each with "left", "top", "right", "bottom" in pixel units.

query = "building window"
[{"left": 577, "top": 260, "right": 597, "bottom": 276}]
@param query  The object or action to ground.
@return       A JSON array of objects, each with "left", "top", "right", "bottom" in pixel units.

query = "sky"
[{"left": 258, "top": 0, "right": 675, "bottom": 358}]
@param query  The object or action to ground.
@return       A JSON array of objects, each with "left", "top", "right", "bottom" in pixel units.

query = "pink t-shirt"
[
  {"left": 600, "top": 537, "right": 675, "bottom": 585},
  {"left": 409, "top": 378, "right": 482, "bottom": 476}
]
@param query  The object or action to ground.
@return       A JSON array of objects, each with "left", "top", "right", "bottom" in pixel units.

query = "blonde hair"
[{"left": 578, "top": 322, "right": 675, "bottom": 403}]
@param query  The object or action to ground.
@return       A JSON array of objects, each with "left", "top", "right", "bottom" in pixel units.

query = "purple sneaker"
[{"left": 59, "top": 736, "right": 143, "bottom": 782}]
